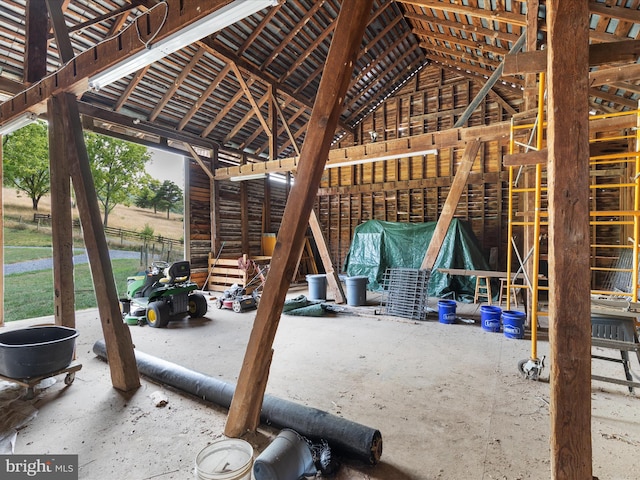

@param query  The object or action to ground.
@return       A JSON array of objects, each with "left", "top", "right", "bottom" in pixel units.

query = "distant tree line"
[{"left": 2, "top": 121, "right": 183, "bottom": 226}]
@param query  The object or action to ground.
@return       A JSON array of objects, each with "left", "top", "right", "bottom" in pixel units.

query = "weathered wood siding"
[
  {"left": 189, "top": 66, "right": 635, "bottom": 290},
  {"left": 318, "top": 67, "right": 518, "bottom": 270}
]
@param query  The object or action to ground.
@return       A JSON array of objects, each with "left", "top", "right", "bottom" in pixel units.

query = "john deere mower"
[{"left": 120, "top": 260, "right": 208, "bottom": 328}]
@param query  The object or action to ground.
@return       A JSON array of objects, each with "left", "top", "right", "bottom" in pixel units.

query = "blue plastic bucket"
[
  {"left": 502, "top": 310, "right": 526, "bottom": 339},
  {"left": 438, "top": 300, "right": 457, "bottom": 324},
  {"left": 480, "top": 305, "right": 502, "bottom": 333}
]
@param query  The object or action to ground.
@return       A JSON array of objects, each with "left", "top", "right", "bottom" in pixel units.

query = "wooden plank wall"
[
  {"left": 188, "top": 158, "right": 213, "bottom": 271},
  {"left": 188, "top": 66, "right": 634, "bottom": 290},
  {"left": 318, "top": 67, "right": 516, "bottom": 271}
]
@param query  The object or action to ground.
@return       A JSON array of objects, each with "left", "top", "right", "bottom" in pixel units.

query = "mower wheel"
[
  {"left": 232, "top": 300, "right": 242, "bottom": 313},
  {"left": 215, "top": 299, "right": 223, "bottom": 309},
  {"left": 146, "top": 301, "right": 170, "bottom": 328},
  {"left": 189, "top": 293, "right": 208, "bottom": 318}
]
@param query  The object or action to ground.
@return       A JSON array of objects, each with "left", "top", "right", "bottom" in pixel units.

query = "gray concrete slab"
[{"left": 0, "top": 294, "right": 638, "bottom": 479}]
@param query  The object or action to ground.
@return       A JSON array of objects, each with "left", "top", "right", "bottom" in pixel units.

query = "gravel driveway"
[{"left": 3, "top": 249, "right": 140, "bottom": 275}]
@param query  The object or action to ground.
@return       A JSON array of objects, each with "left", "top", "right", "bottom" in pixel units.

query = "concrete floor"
[{"left": 1, "top": 291, "right": 639, "bottom": 480}]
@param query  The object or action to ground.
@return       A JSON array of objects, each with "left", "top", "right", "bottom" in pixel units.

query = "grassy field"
[
  {"left": 3, "top": 187, "right": 185, "bottom": 322},
  {"left": 3, "top": 187, "right": 184, "bottom": 240},
  {"left": 4, "top": 258, "right": 140, "bottom": 322}
]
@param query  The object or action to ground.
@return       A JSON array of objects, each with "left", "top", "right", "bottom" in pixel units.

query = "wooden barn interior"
[{"left": 1, "top": 1, "right": 640, "bottom": 479}]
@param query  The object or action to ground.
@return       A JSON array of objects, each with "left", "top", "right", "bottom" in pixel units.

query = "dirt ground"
[{"left": 1, "top": 291, "right": 639, "bottom": 480}]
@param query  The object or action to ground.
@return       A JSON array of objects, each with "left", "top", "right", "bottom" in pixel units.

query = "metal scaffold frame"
[{"left": 506, "top": 74, "right": 640, "bottom": 379}]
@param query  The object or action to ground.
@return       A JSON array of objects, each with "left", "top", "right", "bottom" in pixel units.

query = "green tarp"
[{"left": 343, "top": 219, "right": 490, "bottom": 299}]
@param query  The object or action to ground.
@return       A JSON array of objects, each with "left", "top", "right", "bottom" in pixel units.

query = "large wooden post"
[
  {"left": 57, "top": 92, "right": 140, "bottom": 392},
  {"left": 224, "top": 1, "right": 374, "bottom": 436},
  {"left": 48, "top": 96, "right": 76, "bottom": 327},
  {"left": 546, "top": 2, "right": 592, "bottom": 478}
]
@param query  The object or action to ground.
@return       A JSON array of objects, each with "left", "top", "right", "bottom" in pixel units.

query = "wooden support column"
[
  {"left": 224, "top": 0, "right": 374, "bottom": 437},
  {"left": 57, "top": 92, "right": 140, "bottom": 392},
  {"left": 546, "top": 1, "right": 592, "bottom": 478},
  {"left": 309, "top": 209, "right": 346, "bottom": 304},
  {"left": 47, "top": 96, "right": 76, "bottom": 327},
  {"left": 421, "top": 139, "right": 481, "bottom": 270},
  {"left": 24, "top": 0, "right": 48, "bottom": 84}
]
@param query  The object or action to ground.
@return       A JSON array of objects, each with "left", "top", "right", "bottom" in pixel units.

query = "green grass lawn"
[
  {"left": 4, "top": 224, "right": 55, "bottom": 247},
  {"left": 4, "top": 246, "right": 53, "bottom": 263},
  {"left": 4, "top": 258, "right": 140, "bottom": 322}
]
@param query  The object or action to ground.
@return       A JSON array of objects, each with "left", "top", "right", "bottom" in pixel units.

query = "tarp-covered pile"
[{"left": 343, "top": 219, "right": 490, "bottom": 299}]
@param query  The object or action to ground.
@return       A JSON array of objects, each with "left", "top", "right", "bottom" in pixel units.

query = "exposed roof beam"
[
  {"left": 225, "top": 90, "right": 269, "bottom": 145},
  {"left": 427, "top": 57, "right": 523, "bottom": 88},
  {"left": 215, "top": 120, "right": 514, "bottom": 180},
  {"left": 421, "top": 41, "right": 503, "bottom": 69},
  {"left": 590, "top": 63, "right": 640, "bottom": 87},
  {"left": 405, "top": 12, "right": 521, "bottom": 44},
  {"left": 414, "top": 28, "right": 513, "bottom": 59},
  {"left": 348, "top": 32, "right": 412, "bottom": 93},
  {"left": 0, "top": 0, "right": 237, "bottom": 124},
  {"left": 589, "top": 87, "right": 638, "bottom": 109},
  {"left": 202, "top": 38, "right": 355, "bottom": 137},
  {"left": 347, "top": 56, "right": 427, "bottom": 124},
  {"left": 398, "top": 0, "right": 527, "bottom": 27},
  {"left": 77, "top": 101, "right": 217, "bottom": 151},
  {"left": 589, "top": 0, "right": 640, "bottom": 23},
  {"left": 504, "top": 40, "right": 640, "bottom": 75},
  {"left": 149, "top": 48, "right": 205, "bottom": 121},
  {"left": 259, "top": 0, "right": 326, "bottom": 70},
  {"left": 201, "top": 78, "right": 256, "bottom": 138},
  {"left": 114, "top": 66, "right": 150, "bottom": 112},
  {"left": 178, "top": 62, "right": 232, "bottom": 131},
  {"left": 230, "top": 62, "right": 272, "bottom": 141}
]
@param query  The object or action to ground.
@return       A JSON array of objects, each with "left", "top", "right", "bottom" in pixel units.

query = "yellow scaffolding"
[{"left": 506, "top": 77, "right": 640, "bottom": 355}]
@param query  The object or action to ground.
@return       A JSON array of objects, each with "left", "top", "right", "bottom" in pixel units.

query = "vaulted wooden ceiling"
[{"left": 1, "top": 0, "right": 640, "bottom": 162}]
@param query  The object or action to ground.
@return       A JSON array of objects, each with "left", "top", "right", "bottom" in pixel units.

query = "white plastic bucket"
[{"left": 195, "top": 438, "right": 254, "bottom": 480}]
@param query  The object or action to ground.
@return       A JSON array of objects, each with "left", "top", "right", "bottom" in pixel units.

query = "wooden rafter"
[
  {"left": 348, "top": 32, "right": 412, "bottom": 93},
  {"left": 405, "top": 12, "right": 522, "bottom": 45},
  {"left": 230, "top": 63, "right": 272, "bottom": 141},
  {"left": 114, "top": 66, "right": 150, "bottom": 112},
  {"left": 177, "top": 62, "right": 232, "bottom": 131},
  {"left": 398, "top": 0, "right": 527, "bottom": 27},
  {"left": 278, "top": 16, "right": 336, "bottom": 83},
  {"left": 224, "top": 90, "right": 269, "bottom": 145},
  {"left": 421, "top": 41, "right": 503, "bottom": 70},
  {"left": 414, "top": 27, "right": 514, "bottom": 59},
  {"left": 201, "top": 78, "right": 256, "bottom": 138},
  {"left": 346, "top": 56, "right": 433, "bottom": 123},
  {"left": 589, "top": 0, "right": 640, "bottom": 23},
  {"left": 149, "top": 48, "right": 204, "bottom": 121},
  {"left": 203, "top": 39, "right": 354, "bottom": 136},
  {"left": 259, "top": 0, "right": 326, "bottom": 70}
]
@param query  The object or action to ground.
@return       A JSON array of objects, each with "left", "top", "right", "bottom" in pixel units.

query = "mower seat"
[{"left": 159, "top": 261, "right": 190, "bottom": 285}]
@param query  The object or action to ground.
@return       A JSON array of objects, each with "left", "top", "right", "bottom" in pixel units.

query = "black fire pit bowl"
[{"left": 0, "top": 326, "right": 79, "bottom": 379}]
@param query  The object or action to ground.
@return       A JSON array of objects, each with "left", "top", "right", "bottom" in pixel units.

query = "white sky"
[{"left": 146, "top": 148, "right": 185, "bottom": 188}]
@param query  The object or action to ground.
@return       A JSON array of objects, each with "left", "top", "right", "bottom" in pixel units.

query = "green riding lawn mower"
[{"left": 120, "top": 260, "right": 208, "bottom": 328}]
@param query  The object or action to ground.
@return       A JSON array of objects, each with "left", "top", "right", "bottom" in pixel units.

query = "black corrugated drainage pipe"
[{"left": 92, "top": 340, "right": 382, "bottom": 465}]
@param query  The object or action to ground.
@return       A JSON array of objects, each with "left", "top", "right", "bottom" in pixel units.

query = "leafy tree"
[
  {"left": 135, "top": 175, "right": 162, "bottom": 213},
  {"left": 84, "top": 132, "right": 151, "bottom": 226},
  {"left": 2, "top": 121, "right": 50, "bottom": 210},
  {"left": 157, "top": 180, "right": 183, "bottom": 219}
]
